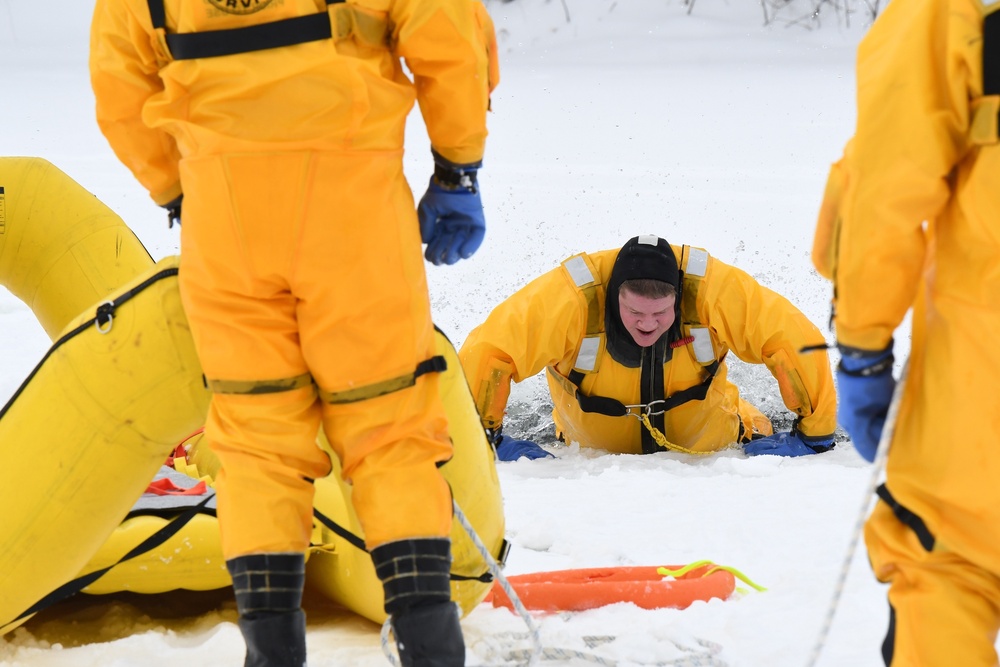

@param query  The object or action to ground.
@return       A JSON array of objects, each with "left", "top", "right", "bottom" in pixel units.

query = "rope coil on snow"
[{"left": 381, "top": 500, "right": 729, "bottom": 667}]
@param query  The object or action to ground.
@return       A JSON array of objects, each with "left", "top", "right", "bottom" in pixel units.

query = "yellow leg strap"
[
  {"left": 207, "top": 372, "right": 314, "bottom": 395},
  {"left": 318, "top": 355, "right": 447, "bottom": 405}
]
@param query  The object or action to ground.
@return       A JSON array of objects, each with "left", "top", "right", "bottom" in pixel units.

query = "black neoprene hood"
[{"left": 604, "top": 235, "right": 681, "bottom": 367}]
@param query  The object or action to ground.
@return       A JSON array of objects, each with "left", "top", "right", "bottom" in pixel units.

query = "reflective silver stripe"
[
  {"left": 637, "top": 234, "right": 659, "bottom": 246},
  {"left": 564, "top": 255, "right": 595, "bottom": 287},
  {"left": 575, "top": 336, "right": 600, "bottom": 371},
  {"left": 686, "top": 247, "right": 709, "bottom": 278},
  {"left": 690, "top": 327, "right": 715, "bottom": 364}
]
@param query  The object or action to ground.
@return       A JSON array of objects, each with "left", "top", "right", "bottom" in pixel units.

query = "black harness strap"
[
  {"left": 313, "top": 508, "right": 367, "bottom": 552},
  {"left": 311, "top": 508, "right": 506, "bottom": 583},
  {"left": 8, "top": 494, "right": 213, "bottom": 626},
  {"left": 639, "top": 340, "right": 667, "bottom": 454},
  {"left": 146, "top": 0, "right": 345, "bottom": 61},
  {"left": 567, "top": 359, "right": 720, "bottom": 419},
  {"left": 876, "top": 484, "right": 936, "bottom": 552}
]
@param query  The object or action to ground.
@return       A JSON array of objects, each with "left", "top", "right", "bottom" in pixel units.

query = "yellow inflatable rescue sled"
[{"left": 0, "top": 157, "right": 506, "bottom": 633}]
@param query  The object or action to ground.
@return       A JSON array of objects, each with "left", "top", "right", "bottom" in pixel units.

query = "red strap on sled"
[{"left": 144, "top": 478, "right": 209, "bottom": 496}]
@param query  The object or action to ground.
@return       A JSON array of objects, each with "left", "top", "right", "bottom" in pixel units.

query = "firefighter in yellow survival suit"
[
  {"left": 460, "top": 235, "right": 836, "bottom": 461},
  {"left": 813, "top": 0, "right": 1000, "bottom": 663},
  {"left": 90, "top": 1, "right": 498, "bottom": 665}
]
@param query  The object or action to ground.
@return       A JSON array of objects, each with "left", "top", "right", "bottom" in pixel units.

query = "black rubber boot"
[
  {"left": 226, "top": 553, "right": 308, "bottom": 667},
  {"left": 390, "top": 601, "right": 465, "bottom": 667},
  {"left": 370, "top": 538, "right": 465, "bottom": 667}
]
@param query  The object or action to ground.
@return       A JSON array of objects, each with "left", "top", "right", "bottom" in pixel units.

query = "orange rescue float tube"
[{"left": 489, "top": 564, "right": 736, "bottom": 612}]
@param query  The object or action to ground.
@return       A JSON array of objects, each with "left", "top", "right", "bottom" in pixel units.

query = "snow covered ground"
[{"left": 0, "top": 0, "right": 912, "bottom": 665}]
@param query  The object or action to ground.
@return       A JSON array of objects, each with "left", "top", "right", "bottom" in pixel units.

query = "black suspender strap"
[
  {"left": 986, "top": 9, "right": 1000, "bottom": 127},
  {"left": 639, "top": 340, "right": 667, "bottom": 454},
  {"left": 145, "top": 0, "right": 346, "bottom": 61},
  {"left": 985, "top": 10, "right": 1000, "bottom": 98},
  {"left": 147, "top": 0, "right": 166, "bottom": 30}
]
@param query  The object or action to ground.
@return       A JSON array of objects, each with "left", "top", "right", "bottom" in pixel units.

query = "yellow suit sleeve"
[
  {"left": 391, "top": 0, "right": 495, "bottom": 165},
  {"left": 89, "top": 0, "right": 182, "bottom": 206},
  {"left": 831, "top": 0, "right": 968, "bottom": 351},
  {"left": 701, "top": 259, "right": 837, "bottom": 439},
  {"left": 459, "top": 266, "right": 586, "bottom": 429}
]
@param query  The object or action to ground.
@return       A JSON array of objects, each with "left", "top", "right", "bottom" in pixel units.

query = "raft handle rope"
[
  {"left": 803, "top": 358, "right": 909, "bottom": 667},
  {"left": 380, "top": 500, "right": 729, "bottom": 667}
]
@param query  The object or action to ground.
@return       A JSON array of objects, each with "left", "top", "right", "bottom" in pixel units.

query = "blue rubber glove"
[
  {"left": 837, "top": 344, "right": 895, "bottom": 463},
  {"left": 417, "top": 154, "right": 485, "bottom": 266},
  {"left": 495, "top": 435, "right": 553, "bottom": 462},
  {"left": 743, "top": 430, "right": 834, "bottom": 457}
]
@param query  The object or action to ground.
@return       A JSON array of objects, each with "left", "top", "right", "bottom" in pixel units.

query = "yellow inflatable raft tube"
[
  {"left": 0, "top": 254, "right": 211, "bottom": 633},
  {"left": 0, "top": 157, "right": 153, "bottom": 338},
  {"left": 80, "top": 509, "right": 229, "bottom": 595},
  {"left": 0, "top": 158, "right": 211, "bottom": 634}
]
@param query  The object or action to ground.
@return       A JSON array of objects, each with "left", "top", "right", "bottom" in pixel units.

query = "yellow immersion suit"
[
  {"left": 813, "top": 0, "right": 1000, "bottom": 662},
  {"left": 460, "top": 244, "right": 836, "bottom": 455},
  {"left": 90, "top": 0, "right": 498, "bottom": 557}
]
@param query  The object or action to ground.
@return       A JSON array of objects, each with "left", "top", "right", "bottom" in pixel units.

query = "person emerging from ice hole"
[{"left": 459, "top": 235, "right": 837, "bottom": 461}]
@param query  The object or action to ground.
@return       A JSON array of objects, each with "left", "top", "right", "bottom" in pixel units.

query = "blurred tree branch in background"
[{"left": 484, "top": 0, "right": 881, "bottom": 29}]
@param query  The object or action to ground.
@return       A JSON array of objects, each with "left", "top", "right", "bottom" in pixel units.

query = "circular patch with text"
[{"left": 207, "top": 0, "right": 275, "bottom": 15}]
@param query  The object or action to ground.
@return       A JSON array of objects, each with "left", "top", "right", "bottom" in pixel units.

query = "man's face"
[{"left": 618, "top": 288, "right": 676, "bottom": 347}]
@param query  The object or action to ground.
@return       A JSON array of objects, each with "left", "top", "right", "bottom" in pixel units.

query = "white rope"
[
  {"left": 804, "top": 359, "right": 909, "bottom": 667},
  {"left": 380, "top": 616, "right": 398, "bottom": 667}
]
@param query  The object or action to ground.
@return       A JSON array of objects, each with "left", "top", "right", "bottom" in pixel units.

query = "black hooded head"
[{"left": 604, "top": 235, "right": 681, "bottom": 367}]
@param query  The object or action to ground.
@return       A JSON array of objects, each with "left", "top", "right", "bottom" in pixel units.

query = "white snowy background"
[{"left": 0, "top": 0, "right": 921, "bottom": 665}]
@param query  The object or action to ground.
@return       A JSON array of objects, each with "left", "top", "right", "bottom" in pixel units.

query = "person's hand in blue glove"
[
  {"left": 494, "top": 435, "right": 554, "bottom": 462},
  {"left": 837, "top": 343, "right": 895, "bottom": 462},
  {"left": 417, "top": 151, "right": 485, "bottom": 266},
  {"left": 743, "top": 429, "right": 834, "bottom": 457}
]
